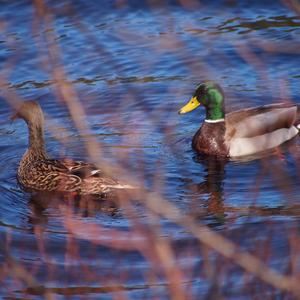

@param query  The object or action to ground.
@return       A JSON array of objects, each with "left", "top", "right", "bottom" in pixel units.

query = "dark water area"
[{"left": 1, "top": 0, "right": 300, "bottom": 299}]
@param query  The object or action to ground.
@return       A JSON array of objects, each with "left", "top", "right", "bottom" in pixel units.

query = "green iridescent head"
[{"left": 178, "top": 81, "right": 225, "bottom": 121}]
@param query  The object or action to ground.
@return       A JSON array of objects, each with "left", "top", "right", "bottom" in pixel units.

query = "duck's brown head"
[{"left": 11, "top": 101, "right": 44, "bottom": 125}]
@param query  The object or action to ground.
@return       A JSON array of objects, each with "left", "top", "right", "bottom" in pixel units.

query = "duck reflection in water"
[
  {"left": 27, "top": 191, "right": 119, "bottom": 226},
  {"left": 186, "top": 139, "right": 300, "bottom": 226},
  {"left": 188, "top": 154, "right": 227, "bottom": 225}
]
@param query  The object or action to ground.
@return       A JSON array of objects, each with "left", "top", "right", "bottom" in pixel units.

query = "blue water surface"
[{"left": 1, "top": 0, "right": 300, "bottom": 299}]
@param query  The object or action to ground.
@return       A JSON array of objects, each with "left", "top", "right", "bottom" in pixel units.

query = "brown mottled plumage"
[
  {"left": 179, "top": 82, "right": 300, "bottom": 157},
  {"left": 12, "top": 101, "right": 133, "bottom": 196},
  {"left": 192, "top": 121, "right": 228, "bottom": 156}
]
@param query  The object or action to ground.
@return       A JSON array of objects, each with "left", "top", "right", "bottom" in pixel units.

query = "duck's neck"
[
  {"left": 204, "top": 88, "right": 225, "bottom": 122},
  {"left": 205, "top": 104, "right": 225, "bottom": 122},
  {"left": 27, "top": 121, "right": 48, "bottom": 158}
]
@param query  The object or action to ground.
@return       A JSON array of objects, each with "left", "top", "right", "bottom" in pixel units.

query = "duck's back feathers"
[
  {"left": 18, "top": 156, "right": 133, "bottom": 195},
  {"left": 62, "top": 160, "right": 133, "bottom": 192},
  {"left": 225, "top": 104, "right": 300, "bottom": 157},
  {"left": 225, "top": 103, "right": 299, "bottom": 139}
]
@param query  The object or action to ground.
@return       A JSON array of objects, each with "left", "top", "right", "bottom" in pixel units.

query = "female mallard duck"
[
  {"left": 179, "top": 81, "right": 300, "bottom": 157},
  {"left": 12, "top": 101, "right": 133, "bottom": 196}
]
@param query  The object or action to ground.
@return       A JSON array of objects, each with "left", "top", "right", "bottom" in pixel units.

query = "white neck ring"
[{"left": 204, "top": 118, "right": 225, "bottom": 123}]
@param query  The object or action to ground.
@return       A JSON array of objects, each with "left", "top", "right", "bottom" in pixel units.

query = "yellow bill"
[{"left": 178, "top": 96, "right": 201, "bottom": 114}]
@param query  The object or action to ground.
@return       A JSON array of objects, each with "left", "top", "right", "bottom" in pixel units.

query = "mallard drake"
[
  {"left": 12, "top": 101, "right": 133, "bottom": 196},
  {"left": 179, "top": 81, "right": 300, "bottom": 157}
]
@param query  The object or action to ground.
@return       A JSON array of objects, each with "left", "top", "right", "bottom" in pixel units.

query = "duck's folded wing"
[
  {"left": 62, "top": 160, "right": 103, "bottom": 177},
  {"left": 225, "top": 104, "right": 298, "bottom": 140},
  {"left": 62, "top": 159, "right": 126, "bottom": 186},
  {"left": 26, "top": 171, "right": 82, "bottom": 192},
  {"left": 61, "top": 160, "right": 135, "bottom": 191}
]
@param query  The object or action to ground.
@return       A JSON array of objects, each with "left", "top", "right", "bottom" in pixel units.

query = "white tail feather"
[{"left": 107, "top": 184, "right": 136, "bottom": 189}]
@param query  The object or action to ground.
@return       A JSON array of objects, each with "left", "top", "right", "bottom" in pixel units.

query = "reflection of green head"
[{"left": 193, "top": 81, "right": 225, "bottom": 120}]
